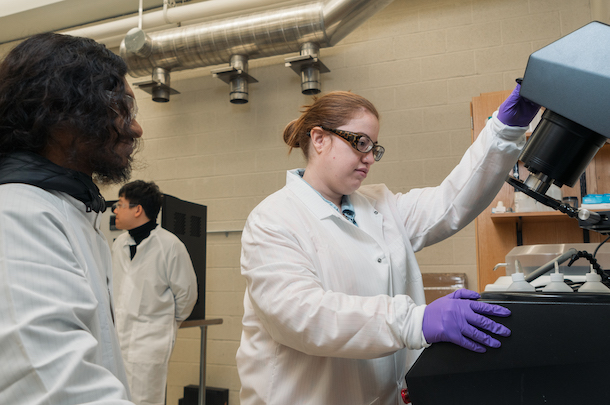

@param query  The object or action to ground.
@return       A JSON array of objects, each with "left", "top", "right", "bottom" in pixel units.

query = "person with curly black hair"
[{"left": 0, "top": 32, "right": 142, "bottom": 405}]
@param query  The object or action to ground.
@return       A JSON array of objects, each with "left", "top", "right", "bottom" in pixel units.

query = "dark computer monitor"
[{"left": 161, "top": 194, "right": 207, "bottom": 321}]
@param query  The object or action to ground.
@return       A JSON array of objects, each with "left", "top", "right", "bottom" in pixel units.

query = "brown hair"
[{"left": 283, "top": 91, "right": 379, "bottom": 159}]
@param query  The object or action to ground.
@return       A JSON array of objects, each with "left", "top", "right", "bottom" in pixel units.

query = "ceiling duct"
[{"left": 120, "top": 0, "right": 395, "bottom": 103}]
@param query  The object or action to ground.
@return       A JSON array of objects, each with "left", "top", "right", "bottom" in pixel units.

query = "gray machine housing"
[
  {"left": 505, "top": 20, "right": 610, "bottom": 227},
  {"left": 520, "top": 21, "right": 610, "bottom": 138}
]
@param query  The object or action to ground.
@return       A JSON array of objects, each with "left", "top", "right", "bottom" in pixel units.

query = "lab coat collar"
[
  {"left": 285, "top": 169, "right": 379, "bottom": 222},
  {"left": 49, "top": 190, "right": 105, "bottom": 229},
  {"left": 286, "top": 169, "right": 345, "bottom": 221},
  {"left": 285, "top": 169, "right": 385, "bottom": 258}
]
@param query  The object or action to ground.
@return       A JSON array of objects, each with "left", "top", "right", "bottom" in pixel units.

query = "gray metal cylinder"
[
  {"left": 152, "top": 67, "right": 171, "bottom": 102},
  {"left": 301, "top": 65, "right": 321, "bottom": 95},
  {"left": 523, "top": 172, "right": 552, "bottom": 194},
  {"left": 229, "top": 55, "right": 249, "bottom": 104},
  {"left": 230, "top": 55, "right": 248, "bottom": 72},
  {"left": 230, "top": 76, "right": 249, "bottom": 104},
  {"left": 300, "top": 43, "right": 321, "bottom": 94},
  {"left": 300, "top": 42, "right": 320, "bottom": 56}
]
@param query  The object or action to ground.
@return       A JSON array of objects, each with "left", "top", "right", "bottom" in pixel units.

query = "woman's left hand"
[{"left": 497, "top": 83, "right": 540, "bottom": 127}]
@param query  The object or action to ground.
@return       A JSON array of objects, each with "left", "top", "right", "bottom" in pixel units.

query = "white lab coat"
[
  {"left": 0, "top": 184, "right": 132, "bottom": 405},
  {"left": 112, "top": 227, "right": 197, "bottom": 405},
  {"left": 236, "top": 114, "right": 527, "bottom": 405}
]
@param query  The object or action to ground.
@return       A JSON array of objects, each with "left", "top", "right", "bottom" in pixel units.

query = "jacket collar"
[
  {"left": 286, "top": 169, "right": 341, "bottom": 220},
  {"left": 285, "top": 169, "right": 378, "bottom": 220},
  {"left": 285, "top": 169, "right": 384, "bottom": 244},
  {"left": 0, "top": 151, "right": 106, "bottom": 213}
]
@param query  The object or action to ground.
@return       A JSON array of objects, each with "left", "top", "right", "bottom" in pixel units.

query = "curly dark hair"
[
  {"left": 0, "top": 32, "right": 139, "bottom": 182},
  {"left": 119, "top": 180, "right": 163, "bottom": 221}
]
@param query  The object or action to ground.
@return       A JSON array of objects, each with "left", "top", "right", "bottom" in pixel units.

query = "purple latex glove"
[
  {"left": 422, "top": 289, "right": 511, "bottom": 353},
  {"left": 497, "top": 83, "right": 540, "bottom": 127}
]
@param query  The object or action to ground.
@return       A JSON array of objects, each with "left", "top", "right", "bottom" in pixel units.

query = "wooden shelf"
[
  {"left": 491, "top": 208, "right": 609, "bottom": 223},
  {"left": 490, "top": 211, "right": 576, "bottom": 223}
]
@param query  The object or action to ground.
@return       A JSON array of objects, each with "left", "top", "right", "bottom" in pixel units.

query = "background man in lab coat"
[
  {"left": 112, "top": 180, "right": 198, "bottom": 405},
  {"left": 0, "top": 33, "right": 142, "bottom": 404}
]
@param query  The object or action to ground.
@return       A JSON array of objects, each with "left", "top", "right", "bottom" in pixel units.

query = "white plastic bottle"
[
  {"left": 506, "top": 260, "right": 536, "bottom": 292},
  {"left": 578, "top": 265, "right": 610, "bottom": 293},
  {"left": 542, "top": 261, "right": 573, "bottom": 292}
]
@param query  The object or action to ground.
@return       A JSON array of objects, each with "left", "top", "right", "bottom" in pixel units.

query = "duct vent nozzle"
[
  {"left": 212, "top": 55, "right": 258, "bottom": 104},
  {"left": 285, "top": 51, "right": 330, "bottom": 95},
  {"left": 134, "top": 66, "right": 180, "bottom": 102}
]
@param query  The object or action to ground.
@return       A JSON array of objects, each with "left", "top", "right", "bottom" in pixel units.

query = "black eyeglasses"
[
  {"left": 319, "top": 126, "right": 385, "bottom": 161},
  {"left": 107, "top": 91, "right": 139, "bottom": 122}
]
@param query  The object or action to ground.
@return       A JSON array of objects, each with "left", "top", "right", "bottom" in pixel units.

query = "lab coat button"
[
  {"left": 374, "top": 211, "right": 378, "bottom": 214},
  {"left": 377, "top": 258, "right": 382, "bottom": 263}
]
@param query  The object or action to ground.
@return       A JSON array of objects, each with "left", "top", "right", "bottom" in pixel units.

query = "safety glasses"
[
  {"left": 320, "top": 126, "right": 385, "bottom": 161},
  {"left": 111, "top": 202, "right": 138, "bottom": 211}
]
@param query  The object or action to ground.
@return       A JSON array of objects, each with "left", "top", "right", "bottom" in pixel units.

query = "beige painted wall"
[{"left": 0, "top": 0, "right": 596, "bottom": 404}]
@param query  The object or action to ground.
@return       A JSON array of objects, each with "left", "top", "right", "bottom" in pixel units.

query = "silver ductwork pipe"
[{"left": 121, "top": 0, "right": 394, "bottom": 102}]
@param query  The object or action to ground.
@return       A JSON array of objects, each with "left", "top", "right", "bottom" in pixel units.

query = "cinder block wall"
[
  {"left": 98, "top": 1, "right": 595, "bottom": 404},
  {"left": 0, "top": 0, "right": 592, "bottom": 404}
]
